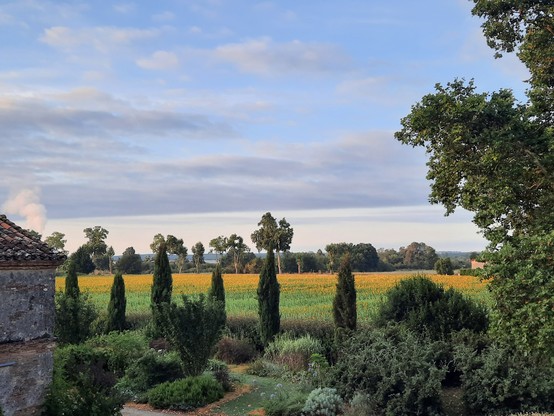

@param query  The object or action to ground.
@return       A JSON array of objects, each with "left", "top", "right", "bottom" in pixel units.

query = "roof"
[{"left": 0, "top": 215, "right": 66, "bottom": 269}]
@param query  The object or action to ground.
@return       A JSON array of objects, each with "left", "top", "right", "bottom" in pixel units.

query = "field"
[{"left": 56, "top": 272, "right": 490, "bottom": 322}]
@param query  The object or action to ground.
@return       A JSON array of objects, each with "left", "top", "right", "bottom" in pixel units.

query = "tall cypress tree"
[
  {"left": 333, "top": 254, "right": 357, "bottom": 331},
  {"left": 257, "top": 248, "right": 280, "bottom": 345},
  {"left": 208, "top": 263, "right": 226, "bottom": 306},
  {"left": 65, "top": 260, "right": 80, "bottom": 298},
  {"left": 106, "top": 272, "right": 126, "bottom": 332},
  {"left": 151, "top": 243, "right": 172, "bottom": 336}
]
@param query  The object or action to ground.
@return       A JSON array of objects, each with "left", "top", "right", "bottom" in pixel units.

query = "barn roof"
[{"left": 0, "top": 215, "right": 66, "bottom": 269}]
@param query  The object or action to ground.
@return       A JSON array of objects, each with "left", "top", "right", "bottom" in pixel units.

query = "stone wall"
[
  {"left": 0, "top": 340, "right": 55, "bottom": 416},
  {"left": 0, "top": 269, "right": 55, "bottom": 343}
]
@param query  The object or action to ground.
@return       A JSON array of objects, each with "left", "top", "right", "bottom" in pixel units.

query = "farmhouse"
[{"left": 0, "top": 215, "right": 66, "bottom": 416}]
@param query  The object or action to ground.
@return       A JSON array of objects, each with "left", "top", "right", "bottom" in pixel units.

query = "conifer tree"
[
  {"left": 151, "top": 243, "right": 173, "bottom": 336},
  {"left": 257, "top": 248, "right": 280, "bottom": 345},
  {"left": 208, "top": 263, "right": 225, "bottom": 307},
  {"left": 333, "top": 254, "right": 357, "bottom": 331},
  {"left": 65, "top": 260, "right": 80, "bottom": 297},
  {"left": 106, "top": 272, "right": 126, "bottom": 332}
]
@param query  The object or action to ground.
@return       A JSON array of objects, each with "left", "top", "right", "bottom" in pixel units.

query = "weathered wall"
[
  {"left": 0, "top": 340, "right": 55, "bottom": 416},
  {"left": 0, "top": 269, "right": 55, "bottom": 343}
]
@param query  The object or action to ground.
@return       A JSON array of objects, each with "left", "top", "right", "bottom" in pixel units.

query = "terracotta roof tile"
[{"left": 0, "top": 215, "right": 66, "bottom": 268}]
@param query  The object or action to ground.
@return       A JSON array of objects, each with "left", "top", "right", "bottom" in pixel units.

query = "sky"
[{"left": 0, "top": 0, "right": 530, "bottom": 255}]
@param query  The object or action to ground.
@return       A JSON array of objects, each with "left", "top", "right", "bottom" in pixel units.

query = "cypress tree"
[
  {"left": 106, "top": 272, "right": 126, "bottom": 332},
  {"left": 333, "top": 254, "right": 357, "bottom": 331},
  {"left": 151, "top": 243, "right": 172, "bottom": 305},
  {"left": 65, "top": 260, "right": 80, "bottom": 298},
  {"left": 257, "top": 248, "right": 280, "bottom": 345},
  {"left": 208, "top": 263, "right": 225, "bottom": 306}
]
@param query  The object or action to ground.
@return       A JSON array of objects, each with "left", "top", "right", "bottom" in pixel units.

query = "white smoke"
[{"left": 2, "top": 188, "right": 47, "bottom": 233}]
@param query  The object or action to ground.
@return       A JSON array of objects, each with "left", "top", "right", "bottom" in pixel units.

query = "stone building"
[{"left": 0, "top": 215, "right": 66, "bottom": 416}]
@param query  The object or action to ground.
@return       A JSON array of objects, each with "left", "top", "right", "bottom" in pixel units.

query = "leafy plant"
[
  {"left": 262, "top": 383, "right": 307, "bottom": 416},
  {"left": 302, "top": 387, "right": 343, "bottom": 416},
  {"left": 105, "top": 272, "right": 126, "bottom": 333},
  {"left": 146, "top": 375, "right": 224, "bottom": 411},
  {"left": 265, "top": 333, "right": 324, "bottom": 373},
  {"left": 215, "top": 335, "right": 257, "bottom": 364}
]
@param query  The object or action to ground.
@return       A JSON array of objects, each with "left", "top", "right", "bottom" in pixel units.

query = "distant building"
[
  {"left": 0, "top": 215, "right": 66, "bottom": 416},
  {"left": 470, "top": 259, "right": 486, "bottom": 269}
]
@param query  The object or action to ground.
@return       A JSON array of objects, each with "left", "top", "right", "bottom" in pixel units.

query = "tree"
[
  {"left": 191, "top": 241, "right": 205, "bottom": 273},
  {"left": 106, "top": 272, "right": 126, "bottom": 333},
  {"left": 226, "top": 233, "right": 249, "bottom": 274},
  {"left": 151, "top": 234, "right": 188, "bottom": 273},
  {"left": 435, "top": 258, "right": 454, "bottom": 275},
  {"left": 107, "top": 246, "right": 115, "bottom": 274},
  {"left": 83, "top": 226, "right": 109, "bottom": 270},
  {"left": 65, "top": 260, "right": 80, "bottom": 297},
  {"left": 402, "top": 242, "right": 438, "bottom": 270},
  {"left": 208, "top": 263, "right": 225, "bottom": 308},
  {"left": 116, "top": 246, "right": 142, "bottom": 274},
  {"left": 45, "top": 231, "right": 67, "bottom": 254},
  {"left": 333, "top": 254, "right": 357, "bottom": 332},
  {"left": 257, "top": 248, "right": 280, "bottom": 345},
  {"left": 209, "top": 235, "right": 227, "bottom": 263},
  {"left": 325, "top": 242, "right": 379, "bottom": 272},
  {"left": 251, "top": 212, "right": 294, "bottom": 274},
  {"left": 151, "top": 243, "right": 172, "bottom": 336},
  {"left": 70, "top": 245, "right": 95, "bottom": 274}
]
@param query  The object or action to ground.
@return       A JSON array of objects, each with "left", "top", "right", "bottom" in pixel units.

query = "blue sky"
[{"left": 0, "top": 0, "right": 529, "bottom": 254}]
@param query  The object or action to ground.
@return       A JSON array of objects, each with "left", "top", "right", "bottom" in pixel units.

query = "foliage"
[
  {"left": 160, "top": 294, "right": 225, "bottom": 376},
  {"left": 331, "top": 325, "right": 446, "bottom": 416},
  {"left": 226, "top": 233, "right": 250, "bottom": 273},
  {"left": 116, "top": 246, "right": 142, "bottom": 274},
  {"left": 83, "top": 226, "right": 109, "bottom": 270},
  {"left": 116, "top": 350, "right": 184, "bottom": 400},
  {"left": 376, "top": 275, "right": 488, "bottom": 340},
  {"left": 43, "top": 344, "right": 124, "bottom": 416},
  {"left": 105, "top": 272, "right": 126, "bottom": 333},
  {"left": 251, "top": 212, "right": 294, "bottom": 274},
  {"left": 209, "top": 235, "right": 228, "bottom": 262},
  {"left": 150, "top": 234, "right": 188, "bottom": 272},
  {"left": 70, "top": 245, "right": 95, "bottom": 274},
  {"left": 258, "top": 248, "right": 280, "bottom": 345},
  {"left": 215, "top": 335, "right": 257, "bottom": 364},
  {"left": 333, "top": 254, "right": 357, "bottom": 331},
  {"left": 206, "top": 359, "right": 232, "bottom": 391},
  {"left": 325, "top": 242, "right": 379, "bottom": 272},
  {"left": 192, "top": 241, "right": 205, "bottom": 273},
  {"left": 208, "top": 262, "right": 226, "bottom": 308},
  {"left": 435, "top": 257, "right": 454, "bottom": 275},
  {"left": 265, "top": 333, "right": 324, "bottom": 373},
  {"left": 150, "top": 243, "right": 172, "bottom": 337},
  {"left": 146, "top": 374, "right": 224, "bottom": 411},
  {"left": 483, "top": 231, "right": 554, "bottom": 358},
  {"left": 302, "top": 387, "right": 343, "bottom": 416},
  {"left": 454, "top": 341, "right": 554, "bottom": 415},
  {"left": 45, "top": 231, "right": 67, "bottom": 254},
  {"left": 262, "top": 383, "right": 307, "bottom": 416},
  {"left": 64, "top": 260, "right": 80, "bottom": 297}
]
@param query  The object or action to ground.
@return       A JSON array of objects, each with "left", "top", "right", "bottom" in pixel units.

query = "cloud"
[
  {"left": 136, "top": 50, "right": 179, "bottom": 70},
  {"left": 2, "top": 188, "right": 47, "bottom": 233},
  {"left": 39, "top": 26, "right": 160, "bottom": 53},
  {"left": 153, "top": 11, "right": 175, "bottom": 22},
  {"left": 213, "top": 38, "right": 352, "bottom": 75}
]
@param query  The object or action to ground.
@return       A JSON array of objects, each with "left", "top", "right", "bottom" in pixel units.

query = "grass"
[{"left": 57, "top": 272, "right": 490, "bottom": 323}]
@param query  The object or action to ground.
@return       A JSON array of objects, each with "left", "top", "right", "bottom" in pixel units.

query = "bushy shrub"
[
  {"left": 330, "top": 325, "right": 446, "bottom": 416},
  {"left": 247, "top": 358, "right": 285, "bottom": 378},
  {"left": 116, "top": 349, "right": 183, "bottom": 400},
  {"left": 262, "top": 383, "right": 307, "bottom": 416},
  {"left": 146, "top": 374, "right": 224, "bottom": 411},
  {"left": 85, "top": 330, "right": 148, "bottom": 376},
  {"left": 43, "top": 344, "right": 124, "bottom": 416},
  {"left": 207, "top": 359, "right": 232, "bottom": 392},
  {"left": 215, "top": 335, "right": 258, "bottom": 364},
  {"left": 55, "top": 291, "right": 98, "bottom": 345},
  {"left": 225, "top": 316, "right": 263, "bottom": 350},
  {"left": 454, "top": 342, "right": 554, "bottom": 415},
  {"left": 375, "top": 275, "right": 488, "bottom": 340},
  {"left": 302, "top": 387, "right": 343, "bottom": 416},
  {"left": 265, "top": 333, "right": 324, "bottom": 373}
]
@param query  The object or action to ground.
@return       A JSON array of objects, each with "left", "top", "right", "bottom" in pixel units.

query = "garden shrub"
[
  {"left": 302, "top": 387, "right": 343, "bottom": 416},
  {"left": 207, "top": 359, "right": 232, "bottom": 392},
  {"left": 265, "top": 333, "right": 324, "bottom": 373},
  {"left": 84, "top": 330, "right": 148, "bottom": 376},
  {"left": 215, "top": 335, "right": 258, "bottom": 364},
  {"left": 43, "top": 344, "right": 124, "bottom": 416},
  {"left": 116, "top": 349, "right": 184, "bottom": 401},
  {"left": 330, "top": 325, "right": 446, "bottom": 416},
  {"left": 146, "top": 374, "right": 224, "bottom": 411},
  {"left": 54, "top": 290, "right": 98, "bottom": 345},
  {"left": 262, "top": 383, "right": 307, "bottom": 416},
  {"left": 246, "top": 358, "right": 285, "bottom": 378},
  {"left": 225, "top": 315, "right": 262, "bottom": 350},
  {"left": 454, "top": 342, "right": 554, "bottom": 415},
  {"left": 375, "top": 275, "right": 488, "bottom": 340}
]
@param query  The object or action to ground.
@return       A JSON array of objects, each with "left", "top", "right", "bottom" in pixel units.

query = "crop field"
[{"left": 56, "top": 273, "right": 490, "bottom": 322}]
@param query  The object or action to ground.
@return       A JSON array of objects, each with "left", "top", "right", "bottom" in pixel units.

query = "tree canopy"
[{"left": 251, "top": 212, "right": 294, "bottom": 274}]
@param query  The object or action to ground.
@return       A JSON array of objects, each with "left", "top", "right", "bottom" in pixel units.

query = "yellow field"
[{"left": 56, "top": 273, "right": 489, "bottom": 321}]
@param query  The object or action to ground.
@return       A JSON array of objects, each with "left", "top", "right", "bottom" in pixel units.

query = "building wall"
[{"left": 0, "top": 269, "right": 56, "bottom": 343}]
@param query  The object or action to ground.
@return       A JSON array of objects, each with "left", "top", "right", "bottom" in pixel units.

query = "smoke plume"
[{"left": 2, "top": 188, "right": 47, "bottom": 233}]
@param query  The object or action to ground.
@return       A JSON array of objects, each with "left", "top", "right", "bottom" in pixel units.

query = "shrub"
[
  {"left": 435, "top": 258, "right": 454, "bottom": 275},
  {"left": 265, "top": 333, "right": 324, "bottom": 373},
  {"left": 54, "top": 290, "right": 98, "bottom": 345},
  {"left": 225, "top": 315, "right": 263, "bottom": 351},
  {"left": 262, "top": 383, "right": 307, "bottom": 416},
  {"left": 375, "top": 275, "right": 488, "bottom": 340},
  {"left": 454, "top": 342, "right": 554, "bottom": 415},
  {"left": 105, "top": 272, "right": 126, "bottom": 333},
  {"left": 215, "top": 335, "right": 258, "bottom": 364},
  {"left": 330, "top": 325, "right": 446, "bottom": 416},
  {"left": 207, "top": 359, "right": 232, "bottom": 392},
  {"left": 146, "top": 375, "right": 224, "bottom": 411},
  {"left": 43, "top": 344, "right": 124, "bottom": 416},
  {"left": 333, "top": 254, "right": 357, "bottom": 331},
  {"left": 302, "top": 387, "right": 343, "bottom": 416},
  {"left": 246, "top": 358, "right": 285, "bottom": 378},
  {"left": 116, "top": 349, "right": 184, "bottom": 400}
]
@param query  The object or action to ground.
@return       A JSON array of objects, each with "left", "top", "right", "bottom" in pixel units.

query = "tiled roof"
[{"left": 0, "top": 215, "right": 66, "bottom": 269}]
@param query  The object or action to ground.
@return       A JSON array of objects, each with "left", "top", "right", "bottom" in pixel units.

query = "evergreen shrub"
[
  {"left": 146, "top": 375, "right": 224, "bottom": 411},
  {"left": 215, "top": 335, "right": 258, "bottom": 364},
  {"left": 302, "top": 387, "right": 343, "bottom": 416},
  {"left": 265, "top": 333, "right": 324, "bottom": 373}
]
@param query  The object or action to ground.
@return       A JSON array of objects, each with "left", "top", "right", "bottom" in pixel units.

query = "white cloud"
[
  {"left": 213, "top": 38, "right": 351, "bottom": 75},
  {"left": 136, "top": 50, "right": 179, "bottom": 70},
  {"left": 153, "top": 11, "right": 175, "bottom": 22},
  {"left": 113, "top": 3, "right": 135, "bottom": 14}
]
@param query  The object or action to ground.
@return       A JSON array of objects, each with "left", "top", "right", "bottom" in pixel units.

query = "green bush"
[
  {"left": 302, "top": 387, "right": 343, "bottom": 416},
  {"left": 207, "top": 359, "right": 232, "bottom": 392},
  {"left": 330, "top": 325, "right": 446, "bottom": 416},
  {"left": 376, "top": 275, "right": 488, "bottom": 340},
  {"left": 454, "top": 342, "right": 554, "bottom": 415},
  {"left": 84, "top": 330, "right": 148, "bottom": 376},
  {"left": 146, "top": 374, "right": 224, "bottom": 411},
  {"left": 215, "top": 335, "right": 258, "bottom": 364},
  {"left": 43, "top": 344, "right": 124, "bottom": 416},
  {"left": 262, "top": 383, "right": 307, "bottom": 416},
  {"left": 54, "top": 290, "right": 98, "bottom": 345},
  {"left": 265, "top": 333, "right": 324, "bottom": 373},
  {"left": 116, "top": 349, "right": 184, "bottom": 400}
]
